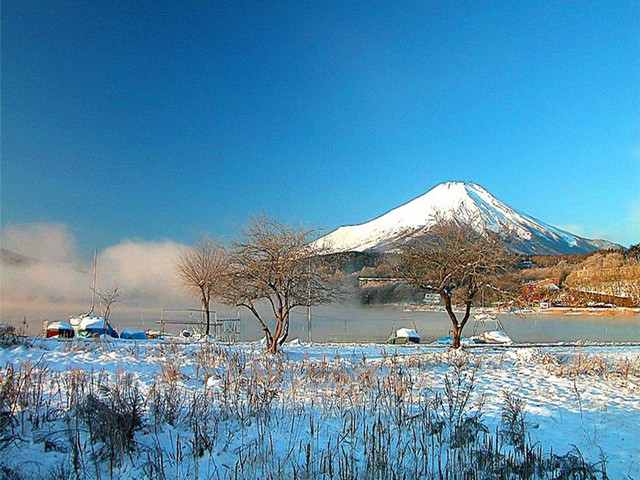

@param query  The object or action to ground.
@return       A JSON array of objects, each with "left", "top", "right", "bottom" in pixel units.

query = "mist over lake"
[{"left": 109, "top": 303, "right": 640, "bottom": 344}]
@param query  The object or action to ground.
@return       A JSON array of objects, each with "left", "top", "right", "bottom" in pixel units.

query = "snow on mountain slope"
[{"left": 315, "top": 182, "right": 619, "bottom": 255}]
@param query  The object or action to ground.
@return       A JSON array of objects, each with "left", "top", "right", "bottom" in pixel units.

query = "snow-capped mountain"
[{"left": 315, "top": 182, "right": 619, "bottom": 255}]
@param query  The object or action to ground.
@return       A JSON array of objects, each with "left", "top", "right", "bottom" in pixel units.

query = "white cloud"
[
  {"left": 1, "top": 223, "right": 192, "bottom": 328},
  {"left": 98, "top": 240, "right": 185, "bottom": 306},
  {"left": 1, "top": 222, "right": 78, "bottom": 262}
]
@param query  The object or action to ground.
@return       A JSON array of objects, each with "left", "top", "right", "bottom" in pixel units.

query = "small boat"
[
  {"left": 469, "top": 314, "right": 512, "bottom": 345},
  {"left": 120, "top": 328, "right": 148, "bottom": 340},
  {"left": 387, "top": 320, "right": 421, "bottom": 344},
  {"left": 146, "top": 330, "right": 162, "bottom": 339},
  {"left": 44, "top": 321, "right": 75, "bottom": 339},
  {"left": 471, "top": 330, "right": 512, "bottom": 344},
  {"left": 70, "top": 314, "right": 119, "bottom": 338}
]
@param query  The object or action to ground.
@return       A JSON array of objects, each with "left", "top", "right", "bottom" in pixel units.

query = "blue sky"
[{"left": 2, "top": 1, "right": 639, "bottom": 254}]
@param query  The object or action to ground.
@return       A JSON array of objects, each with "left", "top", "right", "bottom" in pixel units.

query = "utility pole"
[
  {"left": 307, "top": 259, "right": 312, "bottom": 343},
  {"left": 87, "top": 249, "right": 97, "bottom": 316}
]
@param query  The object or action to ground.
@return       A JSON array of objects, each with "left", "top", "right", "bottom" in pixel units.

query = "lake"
[
  {"left": 236, "top": 303, "right": 640, "bottom": 344},
  {"left": 31, "top": 302, "right": 635, "bottom": 344}
]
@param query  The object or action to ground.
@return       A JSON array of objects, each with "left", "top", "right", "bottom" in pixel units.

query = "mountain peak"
[
  {"left": 315, "top": 182, "right": 619, "bottom": 255},
  {"left": 431, "top": 181, "right": 494, "bottom": 200}
]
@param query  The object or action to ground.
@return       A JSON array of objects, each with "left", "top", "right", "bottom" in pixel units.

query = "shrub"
[{"left": 78, "top": 371, "right": 144, "bottom": 468}]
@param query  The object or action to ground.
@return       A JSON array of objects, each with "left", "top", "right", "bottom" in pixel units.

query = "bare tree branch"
[
  {"left": 223, "top": 216, "right": 342, "bottom": 354},
  {"left": 176, "top": 238, "right": 228, "bottom": 336},
  {"left": 397, "top": 208, "right": 516, "bottom": 348},
  {"left": 94, "top": 283, "right": 121, "bottom": 321}
]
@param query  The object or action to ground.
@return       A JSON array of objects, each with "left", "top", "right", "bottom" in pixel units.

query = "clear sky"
[{"left": 2, "top": 1, "right": 639, "bottom": 254}]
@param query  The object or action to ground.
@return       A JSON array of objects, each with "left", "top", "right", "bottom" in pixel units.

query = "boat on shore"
[
  {"left": 469, "top": 314, "right": 512, "bottom": 345},
  {"left": 45, "top": 250, "right": 119, "bottom": 339},
  {"left": 69, "top": 314, "right": 118, "bottom": 338},
  {"left": 44, "top": 321, "right": 75, "bottom": 339},
  {"left": 387, "top": 320, "right": 421, "bottom": 344}
]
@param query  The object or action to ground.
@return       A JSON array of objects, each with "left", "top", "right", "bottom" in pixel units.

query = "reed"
[{"left": 0, "top": 339, "right": 620, "bottom": 479}]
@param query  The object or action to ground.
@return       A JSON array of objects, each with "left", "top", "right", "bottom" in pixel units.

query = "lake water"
[
  {"left": 236, "top": 303, "right": 640, "bottom": 344},
  {"left": 9, "top": 302, "right": 638, "bottom": 343},
  {"left": 64, "top": 302, "right": 638, "bottom": 344}
]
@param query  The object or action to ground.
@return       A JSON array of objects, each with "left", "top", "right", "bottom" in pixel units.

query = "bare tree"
[
  {"left": 95, "top": 283, "right": 121, "bottom": 321},
  {"left": 224, "top": 217, "right": 340, "bottom": 354},
  {"left": 177, "top": 238, "right": 228, "bottom": 336},
  {"left": 398, "top": 213, "right": 514, "bottom": 348}
]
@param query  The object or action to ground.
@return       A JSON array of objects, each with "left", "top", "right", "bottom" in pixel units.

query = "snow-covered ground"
[{"left": 0, "top": 338, "right": 638, "bottom": 478}]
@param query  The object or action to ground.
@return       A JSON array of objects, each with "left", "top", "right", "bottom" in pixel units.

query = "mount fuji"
[{"left": 315, "top": 182, "right": 619, "bottom": 255}]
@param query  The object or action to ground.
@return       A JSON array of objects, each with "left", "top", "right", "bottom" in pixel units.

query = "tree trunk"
[
  {"left": 201, "top": 292, "right": 210, "bottom": 336},
  {"left": 452, "top": 323, "right": 462, "bottom": 349},
  {"left": 242, "top": 302, "right": 274, "bottom": 349},
  {"left": 441, "top": 289, "right": 462, "bottom": 349},
  {"left": 200, "top": 285, "right": 211, "bottom": 337},
  {"left": 278, "top": 316, "right": 290, "bottom": 346},
  {"left": 269, "top": 315, "right": 285, "bottom": 354},
  {"left": 268, "top": 326, "right": 281, "bottom": 354}
]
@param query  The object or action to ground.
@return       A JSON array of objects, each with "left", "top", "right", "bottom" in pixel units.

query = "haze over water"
[{"left": 151, "top": 304, "right": 640, "bottom": 344}]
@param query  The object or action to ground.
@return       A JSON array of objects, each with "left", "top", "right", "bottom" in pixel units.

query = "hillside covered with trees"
[{"left": 349, "top": 244, "right": 640, "bottom": 308}]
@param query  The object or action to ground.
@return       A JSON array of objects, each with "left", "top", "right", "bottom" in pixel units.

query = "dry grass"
[
  {"left": 534, "top": 351, "right": 640, "bottom": 386},
  {"left": 0, "top": 340, "right": 618, "bottom": 479}
]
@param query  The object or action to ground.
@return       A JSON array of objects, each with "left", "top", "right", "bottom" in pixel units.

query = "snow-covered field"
[{"left": 1, "top": 337, "right": 638, "bottom": 479}]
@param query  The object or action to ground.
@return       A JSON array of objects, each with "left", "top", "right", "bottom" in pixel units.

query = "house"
[{"left": 521, "top": 278, "right": 560, "bottom": 304}]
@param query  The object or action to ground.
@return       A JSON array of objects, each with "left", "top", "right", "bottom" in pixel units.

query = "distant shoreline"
[
  {"left": 404, "top": 305, "right": 640, "bottom": 316},
  {"left": 537, "top": 306, "right": 640, "bottom": 316}
]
